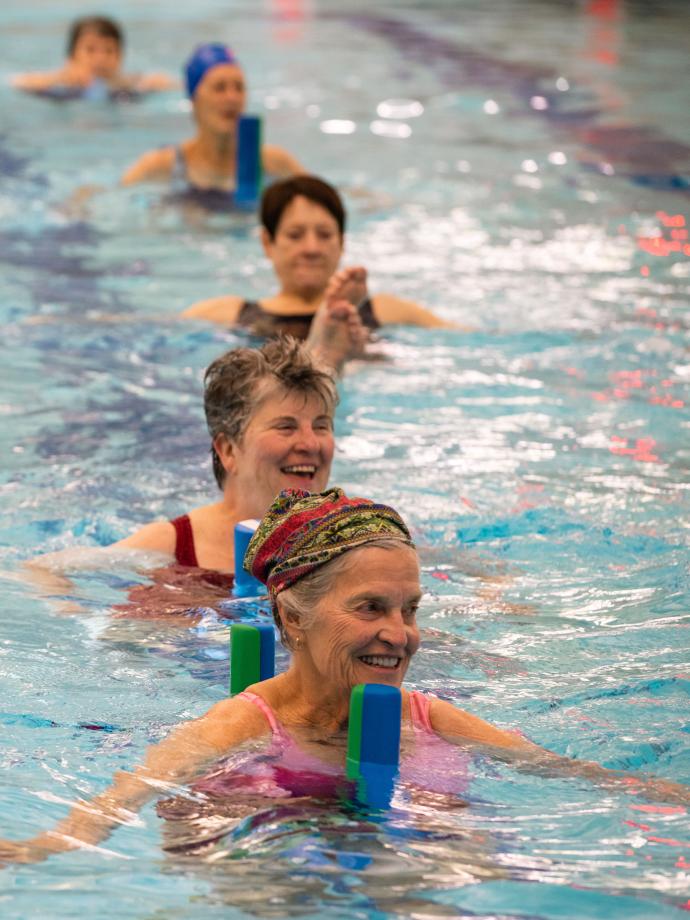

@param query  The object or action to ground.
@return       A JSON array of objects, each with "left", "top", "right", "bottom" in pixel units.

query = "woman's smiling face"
[
  {"left": 294, "top": 544, "right": 422, "bottom": 691},
  {"left": 215, "top": 382, "right": 335, "bottom": 515}
]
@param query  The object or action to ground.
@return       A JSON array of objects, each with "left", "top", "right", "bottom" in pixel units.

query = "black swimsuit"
[
  {"left": 236, "top": 298, "right": 380, "bottom": 340},
  {"left": 167, "top": 146, "right": 237, "bottom": 211}
]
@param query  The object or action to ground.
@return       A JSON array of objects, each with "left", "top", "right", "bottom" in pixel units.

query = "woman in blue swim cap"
[{"left": 122, "top": 42, "right": 303, "bottom": 191}]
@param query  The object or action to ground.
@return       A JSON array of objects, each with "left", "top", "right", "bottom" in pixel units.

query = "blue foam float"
[
  {"left": 233, "top": 519, "right": 264, "bottom": 598},
  {"left": 234, "top": 114, "right": 262, "bottom": 210},
  {"left": 346, "top": 684, "right": 401, "bottom": 808}
]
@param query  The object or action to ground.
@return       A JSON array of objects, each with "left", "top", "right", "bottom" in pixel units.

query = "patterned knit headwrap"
[{"left": 244, "top": 488, "right": 413, "bottom": 600}]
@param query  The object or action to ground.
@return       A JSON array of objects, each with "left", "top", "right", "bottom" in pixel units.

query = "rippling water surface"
[{"left": 1, "top": 1, "right": 689, "bottom": 918}]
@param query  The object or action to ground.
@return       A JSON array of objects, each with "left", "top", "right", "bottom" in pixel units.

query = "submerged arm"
[
  {"left": 430, "top": 698, "right": 690, "bottom": 807},
  {"left": 0, "top": 698, "right": 265, "bottom": 863},
  {"left": 21, "top": 522, "right": 176, "bottom": 615}
]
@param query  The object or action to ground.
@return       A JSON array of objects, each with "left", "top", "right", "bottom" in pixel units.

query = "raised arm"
[{"left": 0, "top": 697, "right": 267, "bottom": 863}]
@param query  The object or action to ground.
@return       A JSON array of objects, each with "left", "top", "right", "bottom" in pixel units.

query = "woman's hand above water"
[
  {"left": 325, "top": 264, "right": 463, "bottom": 329},
  {"left": 306, "top": 294, "right": 368, "bottom": 372}
]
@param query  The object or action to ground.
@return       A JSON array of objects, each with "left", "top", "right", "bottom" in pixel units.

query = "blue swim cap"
[{"left": 185, "top": 43, "right": 238, "bottom": 98}]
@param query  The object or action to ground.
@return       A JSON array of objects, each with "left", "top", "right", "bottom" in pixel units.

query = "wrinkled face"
[
  {"left": 216, "top": 383, "right": 334, "bottom": 515},
  {"left": 71, "top": 30, "right": 122, "bottom": 79},
  {"left": 293, "top": 545, "right": 422, "bottom": 691},
  {"left": 193, "top": 63, "right": 246, "bottom": 133},
  {"left": 263, "top": 196, "right": 344, "bottom": 299}
]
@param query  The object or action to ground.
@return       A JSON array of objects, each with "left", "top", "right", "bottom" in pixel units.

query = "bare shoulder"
[
  {"left": 261, "top": 144, "right": 305, "bottom": 178},
  {"left": 192, "top": 695, "right": 272, "bottom": 751},
  {"left": 371, "top": 293, "right": 453, "bottom": 328},
  {"left": 140, "top": 695, "right": 272, "bottom": 779},
  {"left": 121, "top": 147, "right": 176, "bottom": 186},
  {"left": 429, "top": 697, "right": 530, "bottom": 750},
  {"left": 115, "top": 519, "right": 177, "bottom": 555},
  {"left": 182, "top": 295, "right": 244, "bottom": 323}
]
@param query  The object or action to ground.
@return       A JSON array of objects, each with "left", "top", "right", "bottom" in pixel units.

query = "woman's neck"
[
  {"left": 269, "top": 667, "right": 352, "bottom": 734},
  {"left": 188, "top": 488, "right": 266, "bottom": 572},
  {"left": 222, "top": 482, "right": 269, "bottom": 523},
  {"left": 185, "top": 128, "right": 237, "bottom": 173}
]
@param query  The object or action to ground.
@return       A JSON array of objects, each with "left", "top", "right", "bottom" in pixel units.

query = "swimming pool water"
[{"left": 1, "top": 1, "right": 689, "bottom": 918}]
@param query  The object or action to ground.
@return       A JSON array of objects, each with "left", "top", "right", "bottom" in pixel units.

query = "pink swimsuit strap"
[
  {"left": 239, "top": 689, "right": 435, "bottom": 740},
  {"left": 236, "top": 690, "right": 290, "bottom": 743},
  {"left": 409, "top": 690, "right": 434, "bottom": 732}
]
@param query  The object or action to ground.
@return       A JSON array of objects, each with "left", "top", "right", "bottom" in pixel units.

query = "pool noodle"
[
  {"left": 235, "top": 114, "right": 262, "bottom": 209},
  {"left": 230, "top": 623, "right": 275, "bottom": 695},
  {"left": 346, "top": 684, "right": 401, "bottom": 780},
  {"left": 233, "top": 519, "right": 264, "bottom": 597}
]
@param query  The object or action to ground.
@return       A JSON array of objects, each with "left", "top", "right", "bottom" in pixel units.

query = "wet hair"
[
  {"left": 203, "top": 337, "right": 338, "bottom": 489},
  {"left": 276, "top": 539, "right": 414, "bottom": 648},
  {"left": 261, "top": 176, "right": 346, "bottom": 240},
  {"left": 67, "top": 16, "right": 124, "bottom": 56}
]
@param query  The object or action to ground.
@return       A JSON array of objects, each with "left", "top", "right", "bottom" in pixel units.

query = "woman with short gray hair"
[{"left": 25, "top": 338, "right": 337, "bottom": 599}]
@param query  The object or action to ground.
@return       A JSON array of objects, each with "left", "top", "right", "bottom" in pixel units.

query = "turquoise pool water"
[{"left": 1, "top": 1, "right": 689, "bottom": 917}]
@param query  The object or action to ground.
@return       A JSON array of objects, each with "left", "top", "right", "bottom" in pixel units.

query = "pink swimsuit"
[{"left": 193, "top": 690, "right": 469, "bottom": 801}]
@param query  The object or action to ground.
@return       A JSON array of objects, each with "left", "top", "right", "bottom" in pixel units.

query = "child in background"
[{"left": 12, "top": 15, "right": 176, "bottom": 99}]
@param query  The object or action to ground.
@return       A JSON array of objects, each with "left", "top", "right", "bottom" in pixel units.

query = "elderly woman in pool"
[
  {"left": 183, "top": 175, "right": 456, "bottom": 335},
  {"left": 5, "top": 488, "right": 688, "bottom": 862},
  {"left": 24, "top": 338, "right": 343, "bottom": 609},
  {"left": 121, "top": 43, "right": 302, "bottom": 191}
]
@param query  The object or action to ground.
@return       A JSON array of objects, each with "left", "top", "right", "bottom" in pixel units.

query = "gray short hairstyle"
[
  {"left": 204, "top": 337, "right": 338, "bottom": 489},
  {"left": 275, "top": 538, "right": 414, "bottom": 649}
]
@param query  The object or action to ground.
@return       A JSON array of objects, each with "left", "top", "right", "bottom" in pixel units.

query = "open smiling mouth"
[
  {"left": 281, "top": 464, "right": 317, "bottom": 481},
  {"left": 359, "top": 655, "right": 401, "bottom": 670}
]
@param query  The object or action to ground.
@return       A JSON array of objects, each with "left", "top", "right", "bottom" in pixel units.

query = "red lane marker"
[
  {"left": 647, "top": 836, "right": 690, "bottom": 848},
  {"left": 631, "top": 804, "right": 686, "bottom": 815}
]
